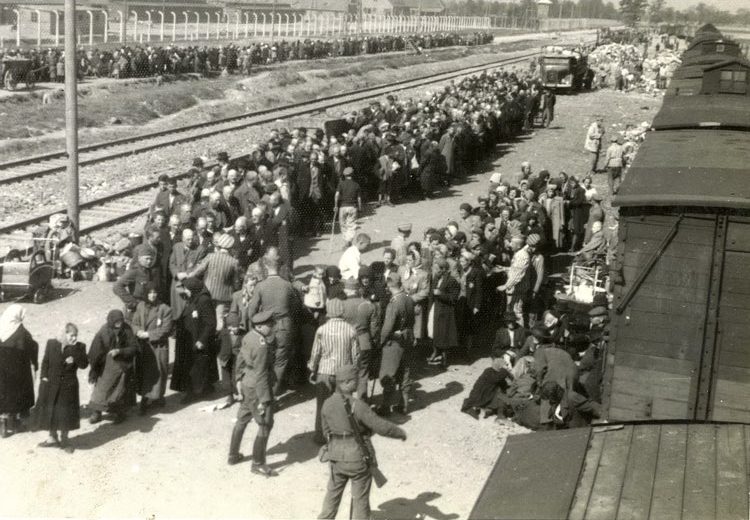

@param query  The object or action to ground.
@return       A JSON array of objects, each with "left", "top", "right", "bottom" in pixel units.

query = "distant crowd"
[{"left": 0, "top": 32, "right": 493, "bottom": 82}]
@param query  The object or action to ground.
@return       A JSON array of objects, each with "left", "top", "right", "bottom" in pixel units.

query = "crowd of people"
[
  {"left": 0, "top": 48, "right": 642, "bottom": 516},
  {"left": 0, "top": 32, "right": 492, "bottom": 82}
]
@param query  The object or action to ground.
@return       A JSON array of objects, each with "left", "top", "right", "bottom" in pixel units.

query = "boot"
[
  {"left": 139, "top": 398, "right": 149, "bottom": 416},
  {"left": 228, "top": 422, "right": 247, "bottom": 465},
  {"left": 251, "top": 434, "right": 277, "bottom": 477},
  {"left": 89, "top": 411, "right": 102, "bottom": 424}
]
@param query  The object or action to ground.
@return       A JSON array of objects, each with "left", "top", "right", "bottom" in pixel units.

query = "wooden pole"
[{"left": 65, "top": 0, "right": 80, "bottom": 238}]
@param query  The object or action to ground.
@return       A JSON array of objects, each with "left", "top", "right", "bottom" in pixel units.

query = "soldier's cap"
[
  {"left": 397, "top": 223, "right": 412, "bottom": 232},
  {"left": 343, "top": 167, "right": 354, "bottom": 177},
  {"left": 344, "top": 277, "right": 359, "bottom": 291},
  {"left": 251, "top": 310, "right": 275, "bottom": 326},
  {"left": 217, "top": 151, "right": 229, "bottom": 161},
  {"left": 588, "top": 306, "right": 608, "bottom": 317},
  {"left": 385, "top": 272, "right": 402, "bottom": 287},
  {"left": 335, "top": 364, "right": 358, "bottom": 383}
]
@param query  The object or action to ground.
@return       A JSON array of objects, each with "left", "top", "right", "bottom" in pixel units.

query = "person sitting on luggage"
[{"left": 461, "top": 347, "right": 513, "bottom": 420}]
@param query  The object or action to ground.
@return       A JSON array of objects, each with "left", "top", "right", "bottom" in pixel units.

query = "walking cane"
[{"left": 328, "top": 206, "right": 338, "bottom": 256}]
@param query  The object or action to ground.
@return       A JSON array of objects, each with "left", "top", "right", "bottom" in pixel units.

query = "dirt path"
[{"left": 0, "top": 87, "right": 660, "bottom": 519}]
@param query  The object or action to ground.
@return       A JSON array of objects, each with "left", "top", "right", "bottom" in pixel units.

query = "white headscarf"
[{"left": 0, "top": 304, "right": 26, "bottom": 343}]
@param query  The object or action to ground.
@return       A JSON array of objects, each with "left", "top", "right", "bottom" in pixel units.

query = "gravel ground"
[
  {"left": 0, "top": 87, "right": 661, "bottom": 519},
  {"left": 0, "top": 30, "right": 598, "bottom": 228}
]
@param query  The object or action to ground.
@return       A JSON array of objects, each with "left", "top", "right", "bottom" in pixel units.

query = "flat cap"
[
  {"left": 251, "top": 310, "right": 275, "bottom": 325},
  {"left": 589, "top": 306, "right": 608, "bottom": 317},
  {"left": 335, "top": 364, "right": 358, "bottom": 382},
  {"left": 343, "top": 166, "right": 354, "bottom": 176},
  {"left": 397, "top": 223, "right": 412, "bottom": 232}
]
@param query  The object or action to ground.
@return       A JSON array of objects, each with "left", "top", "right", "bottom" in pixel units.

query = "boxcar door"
[
  {"left": 709, "top": 217, "right": 750, "bottom": 422},
  {"left": 605, "top": 214, "right": 715, "bottom": 421}
]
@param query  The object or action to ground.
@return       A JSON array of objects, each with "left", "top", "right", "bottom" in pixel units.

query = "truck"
[{"left": 539, "top": 48, "right": 591, "bottom": 91}]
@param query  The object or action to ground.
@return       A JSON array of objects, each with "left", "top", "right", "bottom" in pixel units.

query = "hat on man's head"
[
  {"left": 343, "top": 167, "right": 354, "bottom": 177},
  {"left": 527, "top": 234, "right": 541, "bottom": 247},
  {"left": 335, "top": 364, "right": 358, "bottom": 383},
  {"left": 326, "top": 298, "right": 345, "bottom": 318},
  {"left": 251, "top": 310, "right": 275, "bottom": 325},
  {"left": 215, "top": 233, "right": 235, "bottom": 250},
  {"left": 397, "top": 223, "right": 412, "bottom": 233},
  {"left": 217, "top": 151, "right": 229, "bottom": 162}
]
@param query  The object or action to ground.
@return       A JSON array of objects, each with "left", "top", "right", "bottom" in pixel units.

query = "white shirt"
[{"left": 338, "top": 245, "right": 361, "bottom": 281}]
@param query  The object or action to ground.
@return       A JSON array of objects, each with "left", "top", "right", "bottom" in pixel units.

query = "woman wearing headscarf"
[
  {"left": 132, "top": 283, "right": 173, "bottom": 415},
  {"left": 0, "top": 304, "right": 38, "bottom": 437},
  {"left": 170, "top": 277, "right": 217, "bottom": 404},
  {"left": 88, "top": 310, "right": 139, "bottom": 424},
  {"left": 34, "top": 323, "right": 88, "bottom": 452}
]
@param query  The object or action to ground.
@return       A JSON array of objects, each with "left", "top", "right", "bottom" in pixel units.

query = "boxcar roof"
[
  {"left": 470, "top": 423, "right": 750, "bottom": 520},
  {"left": 614, "top": 129, "right": 750, "bottom": 209},
  {"left": 653, "top": 95, "right": 750, "bottom": 130}
]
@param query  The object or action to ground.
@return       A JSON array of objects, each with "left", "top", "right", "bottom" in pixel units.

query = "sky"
[{"left": 664, "top": 0, "right": 747, "bottom": 12}]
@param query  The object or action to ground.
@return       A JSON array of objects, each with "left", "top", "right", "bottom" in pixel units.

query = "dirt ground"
[{"left": 0, "top": 87, "right": 661, "bottom": 519}]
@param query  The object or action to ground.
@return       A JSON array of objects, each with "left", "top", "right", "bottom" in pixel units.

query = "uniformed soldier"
[
  {"left": 377, "top": 273, "right": 415, "bottom": 415},
  {"left": 227, "top": 310, "right": 277, "bottom": 477},
  {"left": 247, "top": 257, "right": 296, "bottom": 396},
  {"left": 318, "top": 364, "right": 407, "bottom": 520}
]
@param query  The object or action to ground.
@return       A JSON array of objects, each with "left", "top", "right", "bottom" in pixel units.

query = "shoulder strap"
[{"left": 343, "top": 397, "right": 372, "bottom": 465}]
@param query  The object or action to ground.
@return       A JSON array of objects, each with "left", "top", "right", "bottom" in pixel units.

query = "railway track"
[{"left": 0, "top": 51, "right": 536, "bottom": 251}]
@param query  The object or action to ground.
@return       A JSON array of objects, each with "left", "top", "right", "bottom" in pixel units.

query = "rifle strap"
[{"left": 343, "top": 397, "right": 371, "bottom": 463}]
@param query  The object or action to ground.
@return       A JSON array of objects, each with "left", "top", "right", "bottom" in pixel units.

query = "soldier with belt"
[
  {"left": 377, "top": 273, "right": 415, "bottom": 415},
  {"left": 227, "top": 310, "right": 277, "bottom": 477},
  {"left": 318, "top": 364, "right": 407, "bottom": 520}
]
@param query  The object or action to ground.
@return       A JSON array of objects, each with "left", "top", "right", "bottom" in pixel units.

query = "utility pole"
[{"left": 65, "top": 0, "right": 79, "bottom": 237}]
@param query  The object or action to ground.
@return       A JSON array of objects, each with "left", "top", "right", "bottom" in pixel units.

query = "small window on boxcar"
[{"left": 719, "top": 69, "right": 748, "bottom": 94}]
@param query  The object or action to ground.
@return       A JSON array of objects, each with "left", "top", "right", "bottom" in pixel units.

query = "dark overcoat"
[
  {"left": 34, "top": 340, "right": 88, "bottom": 431},
  {"left": 0, "top": 325, "right": 39, "bottom": 415},
  {"left": 430, "top": 273, "right": 460, "bottom": 350}
]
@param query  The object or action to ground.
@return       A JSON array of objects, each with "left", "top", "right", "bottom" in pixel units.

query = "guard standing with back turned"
[
  {"left": 227, "top": 310, "right": 278, "bottom": 477},
  {"left": 317, "top": 364, "right": 406, "bottom": 520}
]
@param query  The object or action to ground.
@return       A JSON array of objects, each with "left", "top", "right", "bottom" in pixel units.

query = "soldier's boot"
[
  {"left": 227, "top": 422, "right": 247, "bottom": 465},
  {"left": 251, "top": 433, "right": 277, "bottom": 477}
]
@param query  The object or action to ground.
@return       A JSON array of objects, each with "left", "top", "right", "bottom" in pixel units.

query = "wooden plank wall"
[
  {"left": 606, "top": 215, "right": 715, "bottom": 420},
  {"left": 711, "top": 218, "right": 750, "bottom": 422},
  {"left": 570, "top": 424, "right": 750, "bottom": 520}
]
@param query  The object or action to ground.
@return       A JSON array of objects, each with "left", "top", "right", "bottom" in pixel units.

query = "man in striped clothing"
[
  {"left": 496, "top": 236, "right": 531, "bottom": 327},
  {"left": 185, "top": 233, "right": 241, "bottom": 332},
  {"left": 308, "top": 298, "right": 360, "bottom": 445}
]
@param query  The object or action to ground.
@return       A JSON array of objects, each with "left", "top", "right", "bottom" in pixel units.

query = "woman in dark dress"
[
  {"left": 35, "top": 323, "right": 88, "bottom": 452},
  {"left": 427, "top": 259, "right": 460, "bottom": 368},
  {"left": 0, "top": 304, "right": 38, "bottom": 437},
  {"left": 170, "top": 277, "right": 217, "bottom": 403},
  {"left": 88, "top": 310, "right": 139, "bottom": 424}
]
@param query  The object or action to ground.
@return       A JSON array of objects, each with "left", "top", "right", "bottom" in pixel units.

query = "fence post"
[
  {"left": 12, "top": 9, "right": 20, "bottom": 47},
  {"left": 215, "top": 12, "right": 221, "bottom": 39},
  {"left": 34, "top": 9, "right": 41, "bottom": 46},
  {"left": 54, "top": 10, "right": 60, "bottom": 45},
  {"left": 253, "top": 13, "right": 257, "bottom": 37},
  {"left": 170, "top": 11, "right": 176, "bottom": 41},
  {"left": 131, "top": 11, "right": 138, "bottom": 42}
]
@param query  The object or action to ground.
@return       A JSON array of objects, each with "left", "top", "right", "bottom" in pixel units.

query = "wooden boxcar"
[{"left": 467, "top": 24, "right": 750, "bottom": 520}]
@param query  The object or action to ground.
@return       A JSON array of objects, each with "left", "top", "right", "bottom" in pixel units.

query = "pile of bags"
[{"left": 589, "top": 43, "right": 643, "bottom": 69}]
